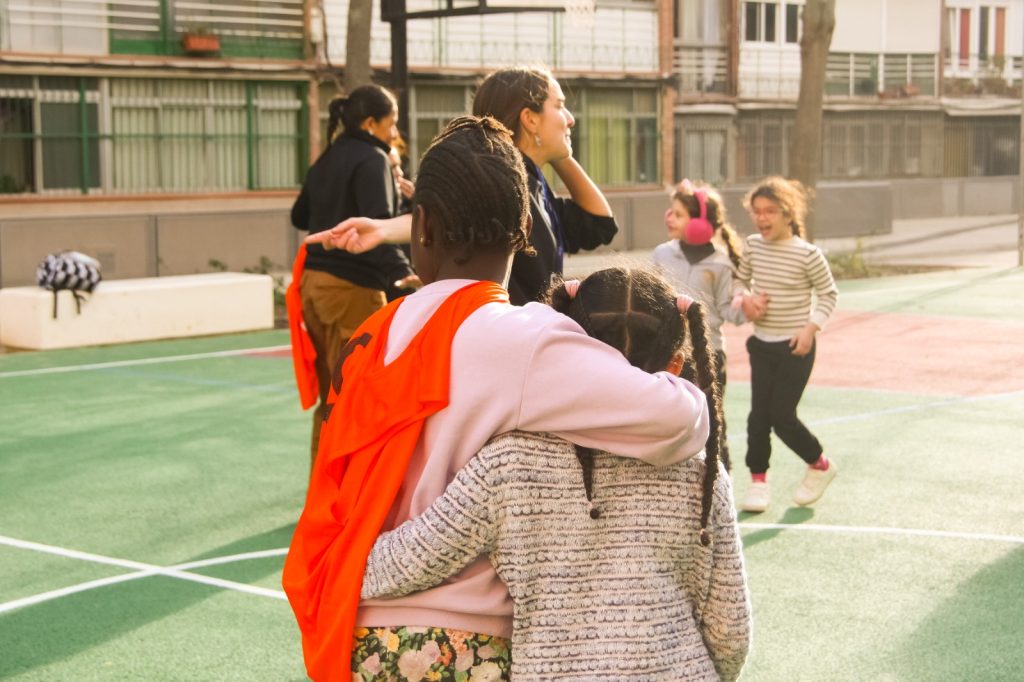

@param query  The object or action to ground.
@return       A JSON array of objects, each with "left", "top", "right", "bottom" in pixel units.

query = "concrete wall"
[
  {"left": 890, "top": 176, "right": 1020, "bottom": 219},
  {"left": 1, "top": 176, "right": 1018, "bottom": 288},
  {"left": 0, "top": 204, "right": 300, "bottom": 288}
]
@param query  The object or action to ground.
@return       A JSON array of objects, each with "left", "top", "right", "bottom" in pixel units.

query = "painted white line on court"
[
  {"left": 0, "top": 535, "right": 287, "bottom": 614},
  {"left": 172, "top": 548, "right": 289, "bottom": 571},
  {"left": 0, "top": 345, "right": 291, "bottom": 379},
  {"left": 0, "top": 570, "right": 160, "bottom": 615},
  {"left": 739, "top": 522, "right": 1024, "bottom": 545}
]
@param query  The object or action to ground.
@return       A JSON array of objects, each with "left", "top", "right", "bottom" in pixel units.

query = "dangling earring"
[{"left": 534, "top": 134, "right": 542, "bottom": 147}]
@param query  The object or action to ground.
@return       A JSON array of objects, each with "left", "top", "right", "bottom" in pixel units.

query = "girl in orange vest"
[{"left": 283, "top": 116, "right": 711, "bottom": 682}]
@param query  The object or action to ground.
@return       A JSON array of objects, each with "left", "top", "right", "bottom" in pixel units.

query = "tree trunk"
[
  {"left": 344, "top": 0, "right": 374, "bottom": 91},
  {"left": 789, "top": 0, "right": 836, "bottom": 241}
]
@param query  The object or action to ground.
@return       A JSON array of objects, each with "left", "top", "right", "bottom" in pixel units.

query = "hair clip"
[
  {"left": 564, "top": 279, "right": 581, "bottom": 299},
  {"left": 676, "top": 294, "right": 695, "bottom": 313},
  {"left": 678, "top": 178, "right": 695, "bottom": 194}
]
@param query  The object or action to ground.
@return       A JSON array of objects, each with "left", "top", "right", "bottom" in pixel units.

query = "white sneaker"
[
  {"left": 740, "top": 481, "right": 770, "bottom": 513},
  {"left": 793, "top": 461, "right": 838, "bottom": 506}
]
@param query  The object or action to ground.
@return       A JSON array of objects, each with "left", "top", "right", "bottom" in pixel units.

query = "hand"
[
  {"left": 396, "top": 177, "right": 415, "bottom": 200},
  {"left": 789, "top": 323, "right": 818, "bottom": 356},
  {"left": 393, "top": 274, "right": 422, "bottom": 290},
  {"left": 305, "top": 217, "right": 385, "bottom": 254},
  {"left": 741, "top": 292, "right": 770, "bottom": 321}
]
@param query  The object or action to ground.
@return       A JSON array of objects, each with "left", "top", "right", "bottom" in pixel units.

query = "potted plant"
[{"left": 182, "top": 26, "right": 220, "bottom": 55}]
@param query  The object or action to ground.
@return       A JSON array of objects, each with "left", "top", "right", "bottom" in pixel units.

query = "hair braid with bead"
[
  {"left": 546, "top": 267, "right": 724, "bottom": 547},
  {"left": 413, "top": 116, "right": 533, "bottom": 264}
]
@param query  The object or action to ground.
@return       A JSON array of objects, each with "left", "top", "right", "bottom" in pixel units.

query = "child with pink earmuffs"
[{"left": 653, "top": 180, "right": 766, "bottom": 470}]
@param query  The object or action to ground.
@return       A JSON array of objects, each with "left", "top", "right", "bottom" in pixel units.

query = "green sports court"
[{"left": 1, "top": 265, "right": 1022, "bottom": 681}]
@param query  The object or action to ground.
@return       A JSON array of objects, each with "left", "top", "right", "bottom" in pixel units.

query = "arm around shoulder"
[
  {"left": 361, "top": 454, "right": 497, "bottom": 600},
  {"left": 516, "top": 312, "right": 709, "bottom": 467}
]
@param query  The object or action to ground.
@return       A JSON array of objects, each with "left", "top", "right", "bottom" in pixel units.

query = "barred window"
[
  {"left": 736, "top": 111, "right": 792, "bottom": 181},
  {"left": 574, "top": 87, "right": 659, "bottom": 186},
  {"left": 0, "top": 76, "right": 306, "bottom": 195},
  {"left": 943, "top": 116, "right": 1019, "bottom": 177}
]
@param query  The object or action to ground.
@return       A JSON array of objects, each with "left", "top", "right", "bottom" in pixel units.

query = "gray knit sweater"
[{"left": 362, "top": 431, "right": 751, "bottom": 681}]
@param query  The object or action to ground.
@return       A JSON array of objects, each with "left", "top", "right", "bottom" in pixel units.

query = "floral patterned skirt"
[{"left": 351, "top": 626, "right": 511, "bottom": 682}]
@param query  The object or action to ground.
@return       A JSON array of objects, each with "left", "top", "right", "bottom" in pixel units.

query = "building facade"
[
  {"left": 675, "top": 0, "right": 1023, "bottom": 187},
  {"left": 0, "top": 0, "right": 1019, "bottom": 285}
]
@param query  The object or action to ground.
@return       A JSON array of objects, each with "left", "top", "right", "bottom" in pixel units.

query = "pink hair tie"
[
  {"left": 677, "top": 294, "right": 695, "bottom": 313},
  {"left": 677, "top": 178, "right": 694, "bottom": 193},
  {"left": 564, "top": 279, "right": 581, "bottom": 299}
]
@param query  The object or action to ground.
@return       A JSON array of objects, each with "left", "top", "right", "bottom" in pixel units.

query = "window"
[
  {"left": 737, "top": 111, "right": 792, "bottom": 180},
  {"left": 678, "top": 117, "right": 730, "bottom": 185},
  {"left": 109, "top": 1, "right": 304, "bottom": 59},
  {"left": 743, "top": 1, "right": 801, "bottom": 44},
  {"left": 0, "top": 75, "right": 306, "bottom": 195},
  {"left": 944, "top": 116, "right": 1019, "bottom": 177},
  {"left": 0, "top": 76, "right": 100, "bottom": 194},
  {"left": 821, "top": 112, "right": 942, "bottom": 179},
  {"left": 676, "top": 0, "right": 725, "bottom": 44},
  {"left": 575, "top": 87, "right": 659, "bottom": 187},
  {"left": 409, "top": 85, "right": 473, "bottom": 173}
]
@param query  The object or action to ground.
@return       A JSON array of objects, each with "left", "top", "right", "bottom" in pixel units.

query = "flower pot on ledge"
[{"left": 182, "top": 33, "right": 220, "bottom": 55}]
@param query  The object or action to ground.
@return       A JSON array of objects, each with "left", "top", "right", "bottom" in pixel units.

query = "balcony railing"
[
  {"left": 737, "top": 45, "right": 801, "bottom": 99},
  {"left": 673, "top": 42, "right": 731, "bottom": 96},
  {"left": 943, "top": 54, "right": 1024, "bottom": 98},
  {"left": 826, "top": 53, "right": 937, "bottom": 99}
]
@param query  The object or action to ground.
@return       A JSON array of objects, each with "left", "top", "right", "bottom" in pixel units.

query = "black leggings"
[{"left": 744, "top": 336, "right": 823, "bottom": 474}]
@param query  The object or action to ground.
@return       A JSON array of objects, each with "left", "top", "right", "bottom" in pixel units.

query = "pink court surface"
[{"left": 724, "top": 309, "right": 1024, "bottom": 397}]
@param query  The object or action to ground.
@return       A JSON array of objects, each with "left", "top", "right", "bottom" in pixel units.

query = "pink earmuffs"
[{"left": 684, "top": 188, "right": 715, "bottom": 246}]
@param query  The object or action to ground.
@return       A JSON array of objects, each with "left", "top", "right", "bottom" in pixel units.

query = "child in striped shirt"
[{"left": 733, "top": 176, "right": 839, "bottom": 513}]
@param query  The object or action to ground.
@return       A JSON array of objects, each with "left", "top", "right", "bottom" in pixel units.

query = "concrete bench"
[{"left": 0, "top": 272, "right": 275, "bottom": 350}]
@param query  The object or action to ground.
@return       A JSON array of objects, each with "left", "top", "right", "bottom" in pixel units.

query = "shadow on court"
[
  {"left": 739, "top": 506, "right": 815, "bottom": 549},
  {"left": 891, "top": 545, "right": 1024, "bottom": 679},
  {"left": 0, "top": 524, "right": 295, "bottom": 678}
]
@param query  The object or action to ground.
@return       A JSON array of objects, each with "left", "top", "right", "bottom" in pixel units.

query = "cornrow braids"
[
  {"left": 681, "top": 302, "right": 724, "bottom": 548},
  {"left": 547, "top": 268, "right": 723, "bottom": 546},
  {"left": 413, "top": 116, "right": 533, "bottom": 264}
]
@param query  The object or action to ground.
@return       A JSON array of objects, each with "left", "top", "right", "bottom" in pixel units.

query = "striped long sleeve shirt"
[{"left": 735, "top": 234, "right": 838, "bottom": 338}]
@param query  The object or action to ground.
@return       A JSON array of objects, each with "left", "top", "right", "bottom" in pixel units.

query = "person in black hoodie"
[
  {"left": 290, "top": 84, "right": 417, "bottom": 467},
  {"left": 305, "top": 67, "right": 618, "bottom": 307}
]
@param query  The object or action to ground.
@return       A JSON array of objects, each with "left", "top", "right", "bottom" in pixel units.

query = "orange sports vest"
[
  {"left": 286, "top": 244, "right": 319, "bottom": 410},
  {"left": 282, "top": 280, "right": 509, "bottom": 682}
]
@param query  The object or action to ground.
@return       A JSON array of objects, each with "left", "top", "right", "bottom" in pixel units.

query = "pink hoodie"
[{"left": 356, "top": 279, "right": 710, "bottom": 637}]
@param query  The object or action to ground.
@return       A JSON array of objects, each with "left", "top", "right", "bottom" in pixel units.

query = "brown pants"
[{"left": 300, "top": 270, "right": 386, "bottom": 469}]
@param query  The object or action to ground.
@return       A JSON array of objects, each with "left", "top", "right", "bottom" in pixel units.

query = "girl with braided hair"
[
  {"left": 285, "top": 117, "right": 712, "bottom": 682},
  {"left": 361, "top": 266, "right": 751, "bottom": 681}
]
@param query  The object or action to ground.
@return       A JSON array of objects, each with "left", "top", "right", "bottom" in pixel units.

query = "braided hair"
[
  {"left": 547, "top": 267, "right": 725, "bottom": 548},
  {"left": 325, "top": 84, "right": 397, "bottom": 144},
  {"left": 672, "top": 182, "right": 744, "bottom": 269},
  {"left": 413, "top": 115, "right": 534, "bottom": 264}
]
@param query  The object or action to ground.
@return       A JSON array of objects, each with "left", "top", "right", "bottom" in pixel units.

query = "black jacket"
[
  {"left": 508, "top": 163, "right": 618, "bottom": 305},
  {"left": 291, "top": 131, "right": 413, "bottom": 291}
]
